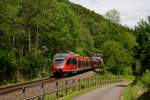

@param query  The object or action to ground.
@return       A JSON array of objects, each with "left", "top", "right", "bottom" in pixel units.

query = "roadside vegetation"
[
  {"left": 123, "top": 71, "right": 150, "bottom": 100},
  {"left": 123, "top": 17, "right": 150, "bottom": 100}
]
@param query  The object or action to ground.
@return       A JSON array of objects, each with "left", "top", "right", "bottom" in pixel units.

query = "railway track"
[
  {"left": 0, "top": 69, "right": 98, "bottom": 100},
  {"left": 0, "top": 76, "right": 55, "bottom": 95}
]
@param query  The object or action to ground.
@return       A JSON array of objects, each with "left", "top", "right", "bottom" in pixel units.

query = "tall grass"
[{"left": 122, "top": 71, "right": 150, "bottom": 100}]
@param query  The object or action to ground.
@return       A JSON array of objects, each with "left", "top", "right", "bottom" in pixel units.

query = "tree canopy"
[
  {"left": 105, "top": 9, "right": 121, "bottom": 23},
  {"left": 134, "top": 17, "right": 150, "bottom": 74},
  {"left": 0, "top": 0, "right": 139, "bottom": 84}
]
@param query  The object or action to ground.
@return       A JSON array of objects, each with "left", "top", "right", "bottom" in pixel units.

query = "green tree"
[
  {"left": 135, "top": 17, "right": 150, "bottom": 73},
  {"left": 105, "top": 9, "right": 121, "bottom": 23},
  {"left": 101, "top": 40, "right": 133, "bottom": 75}
]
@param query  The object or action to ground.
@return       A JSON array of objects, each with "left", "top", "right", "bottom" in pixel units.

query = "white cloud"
[{"left": 70, "top": 0, "right": 150, "bottom": 27}]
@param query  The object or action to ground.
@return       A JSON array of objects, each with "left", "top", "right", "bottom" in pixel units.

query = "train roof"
[{"left": 54, "top": 52, "right": 92, "bottom": 61}]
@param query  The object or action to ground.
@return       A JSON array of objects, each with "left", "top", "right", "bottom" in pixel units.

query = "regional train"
[{"left": 51, "top": 51, "right": 103, "bottom": 76}]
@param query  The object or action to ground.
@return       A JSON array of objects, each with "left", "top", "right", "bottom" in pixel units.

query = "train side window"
[
  {"left": 77, "top": 60, "right": 79, "bottom": 66},
  {"left": 79, "top": 61, "right": 81, "bottom": 66},
  {"left": 67, "top": 58, "right": 76, "bottom": 65},
  {"left": 78, "top": 61, "right": 81, "bottom": 66},
  {"left": 81, "top": 61, "right": 83, "bottom": 67},
  {"left": 83, "top": 61, "right": 85, "bottom": 67},
  {"left": 82, "top": 61, "right": 84, "bottom": 67},
  {"left": 72, "top": 58, "right": 76, "bottom": 64},
  {"left": 67, "top": 59, "right": 71, "bottom": 65}
]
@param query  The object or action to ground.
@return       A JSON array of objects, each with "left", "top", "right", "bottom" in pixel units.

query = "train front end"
[{"left": 51, "top": 53, "right": 70, "bottom": 75}]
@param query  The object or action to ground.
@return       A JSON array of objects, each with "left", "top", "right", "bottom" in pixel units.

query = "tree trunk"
[{"left": 28, "top": 27, "right": 31, "bottom": 55}]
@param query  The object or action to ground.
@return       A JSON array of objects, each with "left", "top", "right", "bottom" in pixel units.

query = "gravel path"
[{"left": 73, "top": 82, "right": 128, "bottom": 100}]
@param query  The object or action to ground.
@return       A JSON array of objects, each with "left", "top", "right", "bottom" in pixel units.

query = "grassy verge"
[
  {"left": 0, "top": 73, "right": 52, "bottom": 88},
  {"left": 122, "top": 81, "right": 146, "bottom": 100},
  {"left": 60, "top": 83, "right": 112, "bottom": 100},
  {"left": 44, "top": 95, "right": 57, "bottom": 100},
  {"left": 122, "top": 71, "right": 150, "bottom": 100},
  {"left": 123, "top": 75, "right": 135, "bottom": 81},
  {"left": 122, "top": 85, "right": 133, "bottom": 100}
]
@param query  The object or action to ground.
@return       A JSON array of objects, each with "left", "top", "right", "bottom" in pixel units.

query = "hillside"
[{"left": 0, "top": 0, "right": 136, "bottom": 84}]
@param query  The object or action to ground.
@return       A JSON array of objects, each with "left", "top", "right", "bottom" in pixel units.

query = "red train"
[{"left": 51, "top": 51, "right": 103, "bottom": 76}]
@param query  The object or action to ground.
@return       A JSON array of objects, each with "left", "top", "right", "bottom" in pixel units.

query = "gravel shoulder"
[{"left": 73, "top": 82, "right": 128, "bottom": 100}]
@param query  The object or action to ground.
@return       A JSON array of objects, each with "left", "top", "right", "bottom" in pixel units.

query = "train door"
[{"left": 66, "top": 58, "right": 77, "bottom": 71}]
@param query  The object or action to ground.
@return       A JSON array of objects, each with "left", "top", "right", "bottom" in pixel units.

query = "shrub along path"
[{"left": 73, "top": 82, "right": 128, "bottom": 100}]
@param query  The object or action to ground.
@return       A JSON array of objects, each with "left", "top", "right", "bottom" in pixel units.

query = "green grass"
[
  {"left": 122, "top": 71, "right": 150, "bottom": 100},
  {"left": 60, "top": 83, "right": 112, "bottom": 100},
  {"left": 0, "top": 73, "right": 52, "bottom": 88},
  {"left": 122, "top": 86, "right": 133, "bottom": 100},
  {"left": 44, "top": 95, "right": 57, "bottom": 100},
  {"left": 122, "top": 81, "right": 145, "bottom": 100},
  {"left": 123, "top": 75, "right": 135, "bottom": 81}
]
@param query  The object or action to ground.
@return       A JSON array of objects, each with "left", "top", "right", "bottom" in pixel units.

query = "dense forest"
[{"left": 0, "top": 0, "right": 149, "bottom": 86}]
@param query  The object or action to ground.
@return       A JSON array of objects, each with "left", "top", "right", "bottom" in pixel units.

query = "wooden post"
[
  {"left": 85, "top": 78, "right": 86, "bottom": 88},
  {"left": 100, "top": 77, "right": 101, "bottom": 85},
  {"left": 94, "top": 77, "right": 96, "bottom": 86},
  {"left": 88, "top": 78, "right": 89, "bottom": 88},
  {"left": 113, "top": 77, "right": 115, "bottom": 82},
  {"left": 96, "top": 77, "right": 97, "bottom": 86},
  {"left": 22, "top": 87, "right": 26, "bottom": 100},
  {"left": 103, "top": 77, "right": 105, "bottom": 84},
  {"left": 83, "top": 78, "right": 85, "bottom": 88},
  {"left": 78, "top": 79, "right": 80, "bottom": 91},
  {"left": 95, "top": 77, "right": 97, "bottom": 86},
  {"left": 94, "top": 77, "right": 95, "bottom": 86},
  {"left": 65, "top": 80, "right": 68, "bottom": 95},
  {"left": 98, "top": 77, "right": 99, "bottom": 85},
  {"left": 73, "top": 79, "right": 75, "bottom": 92},
  {"left": 41, "top": 83, "right": 44, "bottom": 100},
  {"left": 56, "top": 81, "right": 58, "bottom": 99},
  {"left": 94, "top": 77, "right": 97, "bottom": 86},
  {"left": 93, "top": 78, "right": 94, "bottom": 87}
]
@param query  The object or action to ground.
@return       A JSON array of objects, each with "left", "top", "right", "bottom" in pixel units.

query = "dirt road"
[{"left": 73, "top": 82, "right": 128, "bottom": 100}]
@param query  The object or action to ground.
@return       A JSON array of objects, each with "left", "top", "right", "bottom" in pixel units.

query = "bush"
[
  {"left": 102, "top": 41, "right": 133, "bottom": 75},
  {"left": 141, "top": 71, "right": 150, "bottom": 87},
  {"left": 0, "top": 50, "right": 16, "bottom": 83},
  {"left": 123, "top": 86, "right": 133, "bottom": 100}
]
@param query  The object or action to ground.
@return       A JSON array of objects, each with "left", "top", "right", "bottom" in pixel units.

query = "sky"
[{"left": 69, "top": 0, "right": 150, "bottom": 27}]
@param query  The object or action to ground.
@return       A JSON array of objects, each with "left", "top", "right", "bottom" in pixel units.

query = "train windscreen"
[
  {"left": 53, "top": 53, "right": 69, "bottom": 66},
  {"left": 54, "top": 59, "right": 64, "bottom": 66}
]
